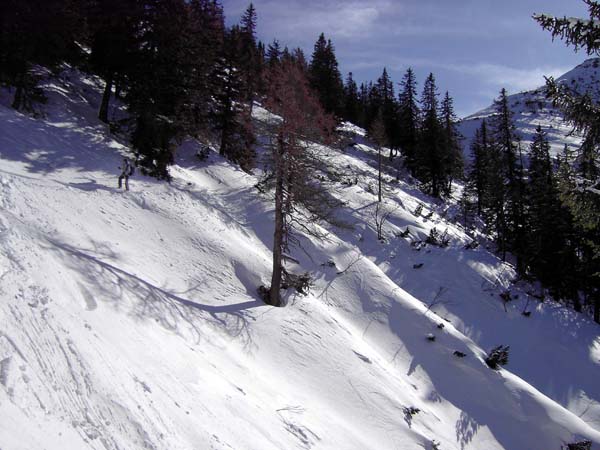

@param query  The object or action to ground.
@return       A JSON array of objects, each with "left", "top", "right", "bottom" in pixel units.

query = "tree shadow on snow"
[{"left": 44, "top": 238, "right": 262, "bottom": 350}]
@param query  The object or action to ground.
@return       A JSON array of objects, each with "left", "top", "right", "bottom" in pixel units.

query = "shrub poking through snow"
[
  {"left": 565, "top": 441, "right": 592, "bottom": 450},
  {"left": 398, "top": 227, "right": 411, "bottom": 238},
  {"left": 426, "top": 227, "right": 449, "bottom": 247},
  {"left": 196, "top": 146, "right": 210, "bottom": 161},
  {"left": 282, "top": 271, "right": 313, "bottom": 295},
  {"left": 485, "top": 345, "right": 510, "bottom": 369},
  {"left": 431, "top": 440, "right": 441, "bottom": 450},
  {"left": 403, "top": 406, "right": 420, "bottom": 416},
  {"left": 426, "top": 227, "right": 440, "bottom": 246},
  {"left": 437, "top": 323, "right": 445, "bottom": 329},
  {"left": 414, "top": 203, "right": 424, "bottom": 217},
  {"left": 426, "top": 333, "right": 436, "bottom": 342},
  {"left": 413, "top": 263, "right": 424, "bottom": 269},
  {"left": 453, "top": 351, "right": 466, "bottom": 358},
  {"left": 465, "top": 240, "right": 479, "bottom": 250}
]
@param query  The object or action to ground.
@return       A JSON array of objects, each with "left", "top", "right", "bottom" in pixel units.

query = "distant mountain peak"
[{"left": 459, "top": 59, "right": 598, "bottom": 157}]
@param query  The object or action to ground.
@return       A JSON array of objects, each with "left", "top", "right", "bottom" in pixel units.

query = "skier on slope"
[{"left": 118, "top": 157, "right": 134, "bottom": 191}]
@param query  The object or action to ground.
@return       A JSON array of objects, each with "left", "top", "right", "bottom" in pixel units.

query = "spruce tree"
[
  {"left": 266, "top": 39, "right": 282, "bottom": 66},
  {"left": 127, "top": 0, "right": 199, "bottom": 180},
  {"left": 308, "top": 33, "right": 344, "bottom": 117},
  {"left": 526, "top": 126, "right": 566, "bottom": 285},
  {"left": 87, "top": 0, "right": 141, "bottom": 123},
  {"left": 416, "top": 73, "right": 445, "bottom": 197},
  {"left": 238, "top": 3, "right": 260, "bottom": 106},
  {"left": 467, "top": 120, "right": 490, "bottom": 216},
  {"left": 397, "top": 68, "right": 420, "bottom": 175},
  {"left": 440, "top": 91, "right": 464, "bottom": 195},
  {"left": 0, "top": 0, "right": 83, "bottom": 111},
  {"left": 535, "top": 2, "right": 600, "bottom": 321},
  {"left": 376, "top": 68, "right": 400, "bottom": 149},
  {"left": 343, "top": 72, "right": 360, "bottom": 125},
  {"left": 488, "top": 88, "right": 526, "bottom": 268},
  {"left": 213, "top": 25, "right": 256, "bottom": 171}
]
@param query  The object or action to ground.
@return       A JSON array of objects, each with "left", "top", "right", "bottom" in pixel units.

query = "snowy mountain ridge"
[
  {"left": 458, "top": 57, "right": 600, "bottom": 157},
  {"left": 0, "top": 68, "right": 599, "bottom": 450}
]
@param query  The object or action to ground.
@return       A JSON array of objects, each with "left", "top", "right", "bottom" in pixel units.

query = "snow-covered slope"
[
  {"left": 458, "top": 58, "right": 600, "bottom": 157},
  {"left": 1, "top": 69, "right": 599, "bottom": 450}
]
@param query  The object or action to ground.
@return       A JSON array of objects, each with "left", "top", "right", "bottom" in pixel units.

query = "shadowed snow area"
[{"left": 0, "top": 68, "right": 599, "bottom": 449}]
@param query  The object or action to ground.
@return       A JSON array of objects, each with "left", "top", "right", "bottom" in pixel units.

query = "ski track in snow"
[{"left": 0, "top": 67, "right": 599, "bottom": 449}]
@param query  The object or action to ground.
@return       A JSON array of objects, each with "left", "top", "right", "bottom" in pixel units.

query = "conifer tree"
[
  {"left": 526, "top": 126, "right": 566, "bottom": 285},
  {"left": 213, "top": 25, "right": 256, "bottom": 171},
  {"left": 487, "top": 88, "right": 526, "bottom": 268},
  {"left": 441, "top": 91, "right": 464, "bottom": 194},
  {"left": 468, "top": 120, "right": 490, "bottom": 216},
  {"left": 535, "top": 3, "right": 600, "bottom": 322},
  {"left": 0, "top": 0, "right": 83, "bottom": 110},
  {"left": 376, "top": 68, "right": 400, "bottom": 149},
  {"left": 238, "top": 3, "right": 260, "bottom": 106},
  {"left": 308, "top": 33, "right": 344, "bottom": 117},
  {"left": 87, "top": 0, "right": 141, "bottom": 123},
  {"left": 266, "top": 39, "right": 282, "bottom": 66},
  {"left": 343, "top": 72, "right": 360, "bottom": 125},
  {"left": 416, "top": 73, "right": 445, "bottom": 197},
  {"left": 397, "top": 68, "right": 420, "bottom": 175},
  {"left": 128, "top": 0, "right": 201, "bottom": 180}
]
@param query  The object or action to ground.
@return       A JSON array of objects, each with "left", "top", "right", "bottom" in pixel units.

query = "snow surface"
[{"left": 0, "top": 67, "right": 599, "bottom": 449}]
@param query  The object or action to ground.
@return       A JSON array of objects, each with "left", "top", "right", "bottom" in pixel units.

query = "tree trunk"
[
  {"left": 378, "top": 146, "right": 382, "bottom": 202},
  {"left": 269, "top": 137, "right": 285, "bottom": 307},
  {"left": 593, "top": 292, "right": 599, "bottom": 324},
  {"left": 99, "top": 72, "right": 114, "bottom": 123},
  {"left": 114, "top": 77, "right": 122, "bottom": 100},
  {"left": 11, "top": 72, "right": 24, "bottom": 110}
]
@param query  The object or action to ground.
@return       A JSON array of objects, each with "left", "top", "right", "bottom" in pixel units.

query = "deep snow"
[{"left": 0, "top": 67, "right": 599, "bottom": 450}]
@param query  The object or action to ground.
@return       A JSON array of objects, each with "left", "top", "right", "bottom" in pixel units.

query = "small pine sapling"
[
  {"left": 485, "top": 345, "right": 509, "bottom": 369},
  {"left": 426, "top": 227, "right": 440, "bottom": 246}
]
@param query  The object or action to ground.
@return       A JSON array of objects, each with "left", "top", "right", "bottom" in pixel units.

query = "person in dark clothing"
[{"left": 118, "top": 158, "right": 133, "bottom": 191}]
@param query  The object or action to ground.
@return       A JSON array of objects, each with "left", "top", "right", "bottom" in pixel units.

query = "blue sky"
[{"left": 222, "top": 0, "right": 591, "bottom": 117}]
